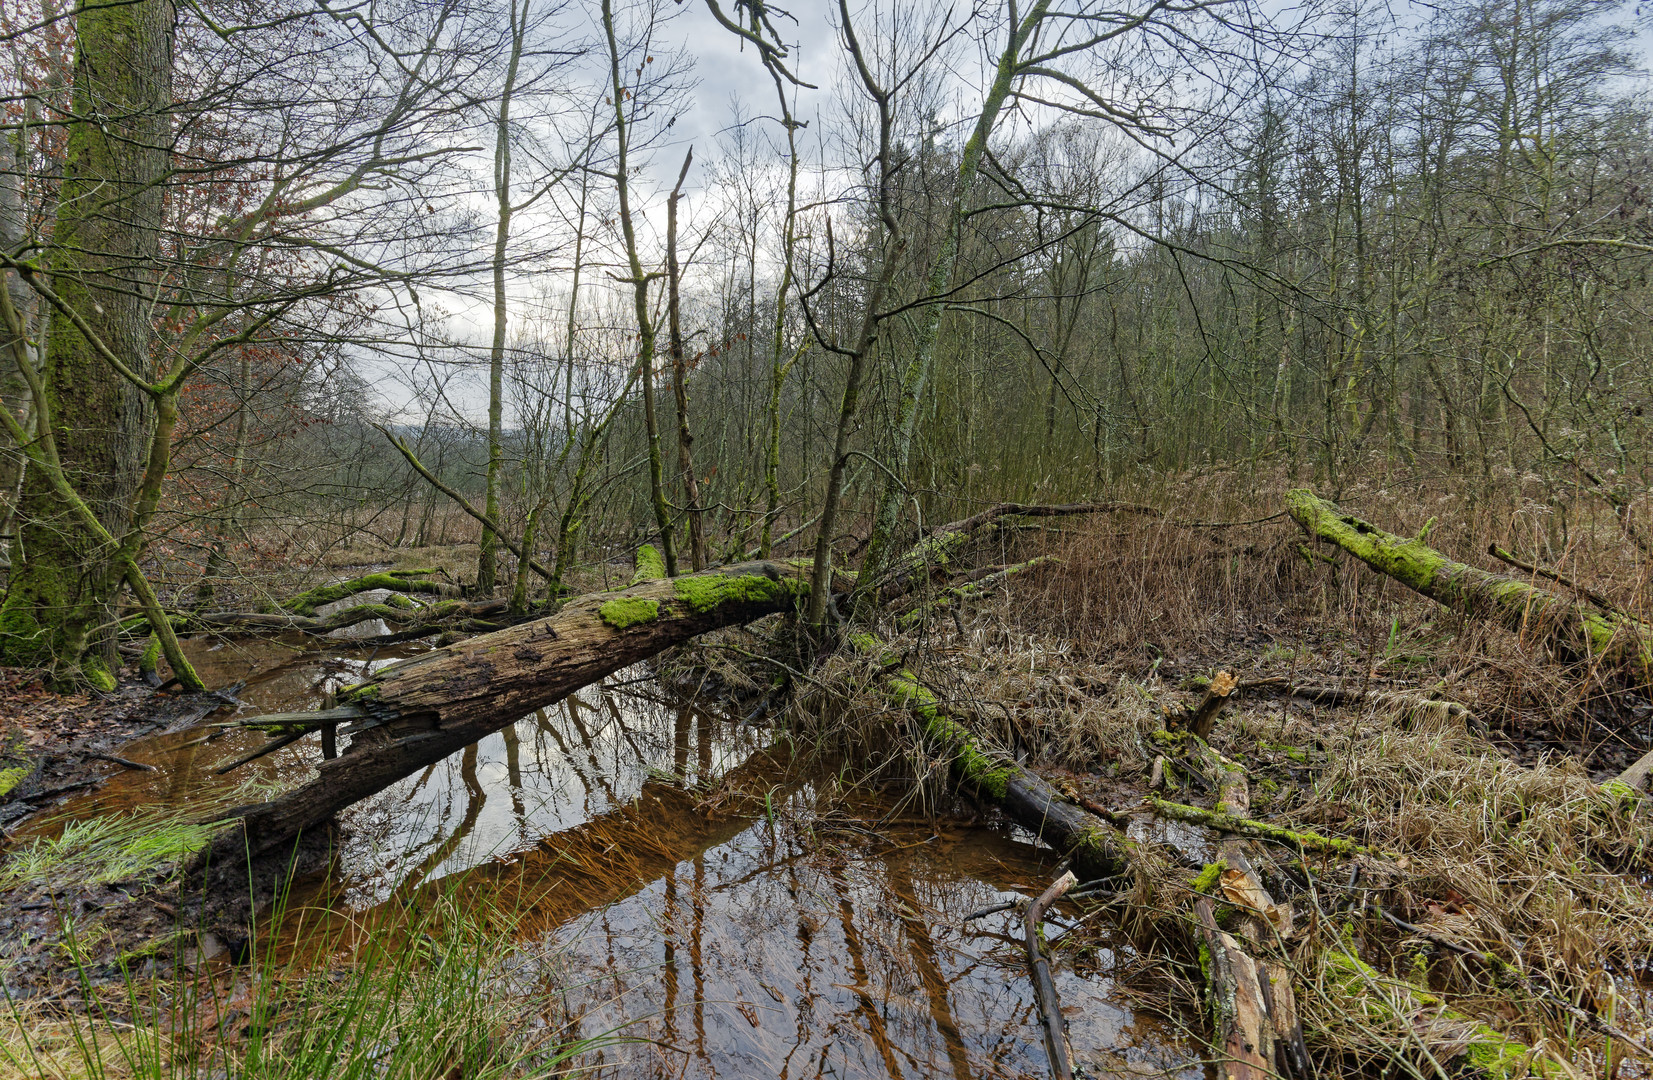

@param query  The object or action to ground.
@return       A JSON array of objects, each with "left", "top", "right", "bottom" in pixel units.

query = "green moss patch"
[
  {"left": 672, "top": 573, "right": 793, "bottom": 613},
  {"left": 599, "top": 597, "right": 660, "bottom": 630},
  {"left": 629, "top": 544, "right": 667, "bottom": 585}
]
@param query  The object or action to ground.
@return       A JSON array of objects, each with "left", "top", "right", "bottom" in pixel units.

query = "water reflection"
[{"left": 28, "top": 638, "right": 1202, "bottom": 1079}]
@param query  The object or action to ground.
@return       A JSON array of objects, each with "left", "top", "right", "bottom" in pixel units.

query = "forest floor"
[{"left": 1, "top": 471, "right": 1650, "bottom": 1077}]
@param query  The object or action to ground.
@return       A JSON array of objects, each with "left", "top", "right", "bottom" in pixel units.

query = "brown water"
[{"left": 57, "top": 636, "right": 1203, "bottom": 1079}]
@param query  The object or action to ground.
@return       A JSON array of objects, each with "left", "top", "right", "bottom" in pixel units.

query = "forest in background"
[{"left": 1, "top": 0, "right": 1648, "bottom": 689}]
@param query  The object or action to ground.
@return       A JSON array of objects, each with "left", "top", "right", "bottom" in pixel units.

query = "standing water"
[{"left": 45, "top": 635, "right": 1203, "bottom": 1079}]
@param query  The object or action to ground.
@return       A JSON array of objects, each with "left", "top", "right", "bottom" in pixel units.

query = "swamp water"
[{"left": 50, "top": 635, "right": 1203, "bottom": 1079}]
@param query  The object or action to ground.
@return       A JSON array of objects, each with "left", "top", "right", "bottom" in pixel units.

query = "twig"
[
  {"left": 964, "top": 899, "right": 1022, "bottom": 922},
  {"left": 1025, "top": 869, "right": 1078, "bottom": 1080},
  {"left": 215, "top": 730, "right": 310, "bottom": 774},
  {"left": 16, "top": 779, "right": 100, "bottom": 802},
  {"left": 84, "top": 752, "right": 156, "bottom": 772},
  {"left": 1488, "top": 543, "right": 1624, "bottom": 616}
]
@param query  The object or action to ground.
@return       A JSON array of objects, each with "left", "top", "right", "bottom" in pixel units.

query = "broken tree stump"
[
  {"left": 201, "top": 561, "right": 829, "bottom": 868},
  {"left": 1286, "top": 489, "right": 1652, "bottom": 680}
]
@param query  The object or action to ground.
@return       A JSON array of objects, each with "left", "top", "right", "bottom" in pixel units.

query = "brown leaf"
[{"left": 1219, "top": 868, "right": 1286, "bottom": 929}]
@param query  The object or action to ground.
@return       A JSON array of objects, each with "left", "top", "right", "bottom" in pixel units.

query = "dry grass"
[{"left": 788, "top": 467, "right": 1653, "bottom": 1078}]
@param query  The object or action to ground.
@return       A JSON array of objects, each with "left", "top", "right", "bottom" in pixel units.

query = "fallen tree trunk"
[
  {"left": 873, "top": 502, "right": 1153, "bottom": 600},
  {"left": 851, "top": 633, "right": 1145, "bottom": 883},
  {"left": 1286, "top": 489, "right": 1652, "bottom": 680},
  {"left": 200, "top": 560, "right": 827, "bottom": 867}
]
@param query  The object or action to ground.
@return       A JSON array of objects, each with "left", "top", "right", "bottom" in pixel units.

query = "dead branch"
[{"left": 1025, "top": 869, "right": 1078, "bottom": 1080}]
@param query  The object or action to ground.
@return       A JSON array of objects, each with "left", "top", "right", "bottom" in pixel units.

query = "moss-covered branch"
[
  {"left": 281, "top": 571, "right": 451, "bottom": 616},
  {"left": 850, "top": 633, "right": 1143, "bottom": 882},
  {"left": 1149, "top": 797, "right": 1371, "bottom": 856},
  {"left": 1287, "top": 489, "right": 1652, "bottom": 679}
]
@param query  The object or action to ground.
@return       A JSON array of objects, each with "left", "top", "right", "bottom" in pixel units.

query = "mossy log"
[
  {"left": 279, "top": 571, "right": 455, "bottom": 616},
  {"left": 851, "top": 633, "right": 1143, "bottom": 883},
  {"left": 124, "top": 573, "right": 469, "bottom": 641},
  {"left": 201, "top": 561, "right": 829, "bottom": 868},
  {"left": 1286, "top": 489, "right": 1652, "bottom": 679},
  {"left": 1150, "top": 797, "right": 1371, "bottom": 856},
  {"left": 872, "top": 501, "right": 1154, "bottom": 599}
]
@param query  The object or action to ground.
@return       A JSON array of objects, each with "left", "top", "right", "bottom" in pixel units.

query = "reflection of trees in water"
[
  {"left": 824, "top": 857, "right": 906, "bottom": 1079},
  {"left": 886, "top": 854, "right": 977, "bottom": 1080},
  {"left": 501, "top": 723, "right": 527, "bottom": 846},
  {"left": 397, "top": 743, "right": 487, "bottom": 892}
]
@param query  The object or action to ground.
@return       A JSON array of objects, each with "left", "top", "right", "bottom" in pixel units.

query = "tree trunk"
[
  {"left": 477, "top": 0, "right": 529, "bottom": 595},
  {"left": 202, "top": 561, "right": 832, "bottom": 868},
  {"left": 1286, "top": 489, "right": 1652, "bottom": 679},
  {"left": 602, "top": 0, "right": 675, "bottom": 578},
  {"left": 0, "top": 0, "right": 172, "bottom": 687},
  {"left": 666, "top": 149, "right": 705, "bottom": 571},
  {"left": 854, "top": 1, "right": 1053, "bottom": 612}
]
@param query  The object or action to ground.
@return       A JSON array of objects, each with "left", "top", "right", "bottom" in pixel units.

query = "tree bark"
[
  {"left": 0, "top": 0, "right": 173, "bottom": 686},
  {"left": 1286, "top": 489, "right": 1652, "bottom": 679}
]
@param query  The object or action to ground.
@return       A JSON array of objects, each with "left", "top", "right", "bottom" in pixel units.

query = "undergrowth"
[
  {"left": 1, "top": 884, "right": 601, "bottom": 1080},
  {"left": 740, "top": 468, "right": 1653, "bottom": 1079}
]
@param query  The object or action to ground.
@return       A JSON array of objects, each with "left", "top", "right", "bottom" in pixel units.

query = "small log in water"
[
  {"left": 201, "top": 560, "right": 828, "bottom": 867},
  {"left": 851, "top": 633, "right": 1145, "bottom": 882},
  {"left": 1025, "top": 870, "right": 1078, "bottom": 1080}
]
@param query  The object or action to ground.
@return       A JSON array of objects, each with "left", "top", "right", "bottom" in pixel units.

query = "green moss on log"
[
  {"left": 82, "top": 655, "right": 117, "bottom": 692},
  {"left": 1192, "top": 860, "right": 1225, "bottom": 893},
  {"left": 599, "top": 597, "right": 661, "bottom": 630},
  {"left": 672, "top": 573, "right": 797, "bottom": 613},
  {"left": 887, "top": 669, "right": 1014, "bottom": 798},
  {"left": 1150, "top": 797, "right": 1370, "bottom": 856},
  {"left": 1286, "top": 489, "right": 1652, "bottom": 678},
  {"left": 630, "top": 544, "right": 667, "bottom": 584},
  {"left": 0, "top": 764, "right": 29, "bottom": 798},
  {"left": 282, "top": 573, "right": 445, "bottom": 616},
  {"left": 138, "top": 634, "right": 162, "bottom": 679}
]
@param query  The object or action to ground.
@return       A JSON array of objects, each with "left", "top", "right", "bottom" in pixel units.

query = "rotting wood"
[
  {"left": 1286, "top": 489, "right": 1652, "bottom": 680},
  {"left": 851, "top": 633, "right": 1146, "bottom": 883},
  {"left": 1612, "top": 746, "right": 1653, "bottom": 795},
  {"left": 1185, "top": 740, "right": 1310, "bottom": 1078},
  {"left": 1187, "top": 671, "right": 1238, "bottom": 740},
  {"left": 873, "top": 501, "right": 1152, "bottom": 599},
  {"left": 1195, "top": 897, "right": 1275, "bottom": 1080},
  {"left": 896, "top": 555, "right": 1060, "bottom": 628},
  {"left": 196, "top": 560, "right": 834, "bottom": 871},
  {"left": 1025, "top": 869, "right": 1078, "bottom": 1080}
]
